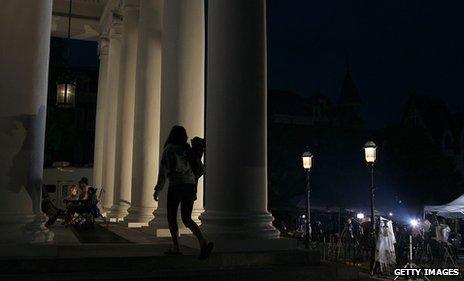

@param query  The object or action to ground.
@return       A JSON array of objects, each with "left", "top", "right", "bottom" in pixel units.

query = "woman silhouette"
[{"left": 153, "top": 125, "right": 213, "bottom": 259}]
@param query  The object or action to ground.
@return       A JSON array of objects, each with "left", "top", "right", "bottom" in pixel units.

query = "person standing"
[{"left": 153, "top": 125, "right": 213, "bottom": 259}]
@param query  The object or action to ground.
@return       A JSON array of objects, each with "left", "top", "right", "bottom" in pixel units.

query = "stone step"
[
  {"left": 0, "top": 262, "right": 360, "bottom": 281},
  {"left": 0, "top": 242, "right": 364, "bottom": 281},
  {"left": 0, "top": 249, "right": 320, "bottom": 275}
]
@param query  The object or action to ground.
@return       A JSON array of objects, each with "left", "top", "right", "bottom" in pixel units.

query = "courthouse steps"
[{"left": 0, "top": 246, "right": 359, "bottom": 281}]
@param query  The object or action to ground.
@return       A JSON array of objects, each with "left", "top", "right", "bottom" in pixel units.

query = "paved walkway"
[
  {"left": 51, "top": 223, "right": 172, "bottom": 245},
  {"left": 0, "top": 223, "right": 377, "bottom": 281},
  {"left": 0, "top": 222, "right": 200, "bottom": 259}
]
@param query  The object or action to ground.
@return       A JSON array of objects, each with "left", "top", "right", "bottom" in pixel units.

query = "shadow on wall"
[{"left": 0, "top": 106, "right": 47, "bottom": 213}]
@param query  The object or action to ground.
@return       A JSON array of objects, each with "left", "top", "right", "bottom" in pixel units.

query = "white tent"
[{"left": 424, "top": 194, "right": 464, "bottom": 218}]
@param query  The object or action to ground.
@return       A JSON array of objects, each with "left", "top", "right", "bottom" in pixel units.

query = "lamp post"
[
  {"left": 56, "top": 0, "right": 76, "bottom": 108},
  {"left": 302, "top": 148, "right": 313, "bottom": 249},
  {"left": 364, "top": 141, "right": 377, "bottom": 274}
]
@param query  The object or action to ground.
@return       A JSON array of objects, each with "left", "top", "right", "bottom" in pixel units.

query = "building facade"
[{"left": 0, "top": 0, "right": 280, "bottom": 244}]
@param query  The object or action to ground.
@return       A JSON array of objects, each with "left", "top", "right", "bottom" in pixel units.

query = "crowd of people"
[{"left": 274, "top": 211, "right": 462, "bottom": 275}]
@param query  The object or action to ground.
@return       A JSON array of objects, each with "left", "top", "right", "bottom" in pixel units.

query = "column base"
[
  {"left": 141, "top": 225, "right": 191, "bottom": 237},
  {"left": 0, "top": 214, "right": 53, "bottom": 244},
  {"left": 199, "top": 211, "right": 280, "bottom": 240},
  {"left": 106, "top": 203, "right": 130, "bottom": 221},
  {"left": 122, "top": 206, "right": 154, "bottom": 228},
  {"left": 147, "top": 207, "right": 171, "bottom": 237},
  {"left": 147, "top": 207, "right": 199, "bottom": 237},
  {"left": 191, "top": 208, "right": 204, "bottom": 224},
  {"left": 99, "top": 203, "right": 110, "bottom": 217}
]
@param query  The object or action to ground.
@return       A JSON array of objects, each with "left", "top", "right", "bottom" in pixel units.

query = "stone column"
[
  {"left": 0, "top": 0, "right": 53, "bottom": 243},
  {"left": 124, "top": 0, "right": 163, "bottom": 227},
  {"left": 108, "top": 0, "right": 139, "bottom": 220},
  {"left": 200, "top": 0, "right": 279, "bottom": 240},
  {"left": 92, "top": 36, "right": 109, "bottom": 191},
  {"left": 101, "top": 19, "right": 122, "bottom": 211},
  {"left": 148, "top": 0, "right": 205, "bottom": 235}
]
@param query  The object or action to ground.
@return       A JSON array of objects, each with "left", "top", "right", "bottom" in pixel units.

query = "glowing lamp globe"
[
  {"left": 302, "top": 149, "right": 313, "bottom": 171},
  {"left": 56, "top": 82, "right": 76, "bottom": 108},
  {"left": 364, "top": 141, "right": 377, "bottom": 164},
  {"left": 356, "top": 213, "right": 365, "bottom": 219}
]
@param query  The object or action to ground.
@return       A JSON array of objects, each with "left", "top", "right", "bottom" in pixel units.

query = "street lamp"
[
  {"left": 56, "top": 0, "right": 77, "bottom": 108},
  {"left": 56, "top": 81, "right": 76, "bottom": 108},
  {"left": 364, "top": 141, "right": 377, "bottom": 274},
  {"left": 302, "top": 148, "right": 313, "bottom": 249}
]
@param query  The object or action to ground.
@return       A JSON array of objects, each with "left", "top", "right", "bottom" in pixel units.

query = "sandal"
[{"left": 199, "top": 242, "right": 214, "bottom": 260}]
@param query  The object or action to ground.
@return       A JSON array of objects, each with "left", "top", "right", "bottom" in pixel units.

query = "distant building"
[
  {"left": 336, "top": 71, "right": 363, "bottom": 129},
  {"left": 401, "top": 95, "right": 464, "bottom": 177},
  {"left": 267, "top": 71, "right": 369, "bottom": 210},
  {"left": 268, "top": 70, "right": 363, "bottom": 129}
]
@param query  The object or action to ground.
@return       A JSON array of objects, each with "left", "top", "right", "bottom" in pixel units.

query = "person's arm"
[
  {"left": 198, "top": 159, "right": 205, "bottom": 177},
  {"left": 154, "top": 163, "right": 166, "bottom": 193},
  {"left": 153, "top": 148, "right": 169, "bottom": 200}
]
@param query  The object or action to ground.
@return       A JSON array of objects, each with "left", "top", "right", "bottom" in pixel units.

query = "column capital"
[
  {"left": 109, "top": 14, "right": 123, "bottom": 39},
  {"left": 99, "top": 35, "right": 109, "bottom": 57}
]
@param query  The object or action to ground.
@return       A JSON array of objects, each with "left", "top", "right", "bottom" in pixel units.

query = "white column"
[
  {"left": 200, "top": 0, "right": 279, "bottom": 240},
  {"left": 124, "top": 0, "right": 163, "bottom": 227},
  {"left": 101, "top": 19, "right": 122, "bottom": 211},
  {"left": 93, "top": 36, "right": 109, "bottom": 191},
  {"left": 148, "top": 0, "right": 205, "bottom": 235},
  {"left": 0, "top": 0, "right": 53, "bottom": 243},
  {"left": 108, "top": 0, "right": 139, "bottom": 220}
]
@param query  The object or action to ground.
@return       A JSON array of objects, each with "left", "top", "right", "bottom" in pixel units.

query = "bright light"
[
  {"left": 388, "top": 212, "right": 393, "bottom": 217},
  {"left": 356, "top": 213, "right": 364, "bottom": 219},
  {"left": 301, "top": 214, "right": 306, "bottom": 219},
  {"left": 410, "top": 219, "right": 418, "bottom": 227},
  {"left": 302, "top": 149, "right": 313, "bottom": 170},
  {"left": 56, "top": 82, "right": 76, "bottom": 108},
  {"left": 364, "top": 141, "right": 377, "bottom": 164}
]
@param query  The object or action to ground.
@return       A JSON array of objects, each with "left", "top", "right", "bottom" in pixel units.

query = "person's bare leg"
[
  {"left": 167, "top": 193, "right": 181, "bottom": 252},
  {"left": 181, "top": 200, "right": 206, "bottom": 248},
  {"left": 168, "top": 223, "right": 180, "bottom": 252}
]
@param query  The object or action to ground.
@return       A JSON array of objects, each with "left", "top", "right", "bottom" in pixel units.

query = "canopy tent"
[{"left": 424, "top": 194, "right": 464, "bottom": 218}]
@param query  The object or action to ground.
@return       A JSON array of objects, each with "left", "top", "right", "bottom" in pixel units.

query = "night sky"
[
  {"left": 66, "top": 0, "right": 464, "bottom": 129},
  {"left": 267, "top": 0, "right": 464, "bottom": 128}
]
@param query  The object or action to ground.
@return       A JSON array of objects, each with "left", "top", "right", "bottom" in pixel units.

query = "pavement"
[{"left": 0, "top": 222, "right": 368, "bottom": 281}]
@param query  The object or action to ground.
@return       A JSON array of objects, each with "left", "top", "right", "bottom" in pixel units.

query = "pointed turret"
[
  {"left": 337, "top": 71, "right": 363, "bottom": 129},
  {"left": 339, "top": 71, "right": 362, "bottom": 105}
]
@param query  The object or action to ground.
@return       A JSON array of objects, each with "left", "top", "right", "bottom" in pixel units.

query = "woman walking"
[{"left": 153, "top": 125, "right": 213, "bottom": 259}]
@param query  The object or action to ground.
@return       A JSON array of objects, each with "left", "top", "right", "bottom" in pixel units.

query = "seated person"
[
  {"left": 65, "top": 178, "right": 90, "bottom": 224},
  {"left": 79, "top": 177, "right": 91, "bottom": 199},
  {"left": 42, "top": 187, "right": 64, "bottom": 227},
  {"left": 69, "top": 184, "right": 80, "bottom": 200},
  {"left": 64, "top": 184, "right": 82, "bottom": 225},
  {"left": 64, "top": 178, "right": 101, "bottom": 225}
]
